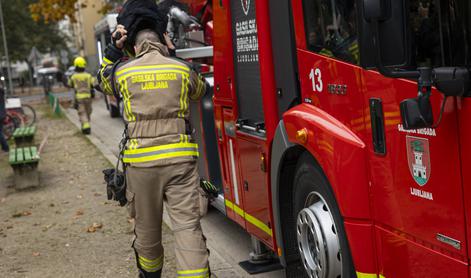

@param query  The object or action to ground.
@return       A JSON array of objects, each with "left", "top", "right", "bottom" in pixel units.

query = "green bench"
[
  {"left": 13, "top": 126, "right": 36, "bottom": 147},
  {"left": 9, "top": 146, "right": 40, "bottom": 189}
]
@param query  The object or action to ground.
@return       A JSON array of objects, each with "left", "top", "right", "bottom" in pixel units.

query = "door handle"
[{"left": 369, "top": 98, "right": 386, "bottom": 155}]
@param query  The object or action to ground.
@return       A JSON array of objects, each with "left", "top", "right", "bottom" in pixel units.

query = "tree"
[
  {"left": 0, "top": 0, "right": 68, "bottom": 62},
  {"left": 29, "top": 0, "right": 116, "bottom": 23}
]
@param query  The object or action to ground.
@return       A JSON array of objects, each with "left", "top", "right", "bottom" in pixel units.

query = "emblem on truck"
[
  {"left": 241, "top": 0, "right": 250, "bottom": 16},
  {"left": 406, "top": 136, "right": 431, "bottom": 186}
]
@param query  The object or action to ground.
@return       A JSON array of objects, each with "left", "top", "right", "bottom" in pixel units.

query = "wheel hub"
[{"left": 296, "top": 193, "right": 342, "bottom": 278}]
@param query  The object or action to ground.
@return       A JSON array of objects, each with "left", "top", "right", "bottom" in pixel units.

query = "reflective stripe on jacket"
[
  {"left": 97, "top": 40, "right": 206, "bottom": 167},
  {"left": 69, "top": 72, "right": 95, "bottom": 100}
]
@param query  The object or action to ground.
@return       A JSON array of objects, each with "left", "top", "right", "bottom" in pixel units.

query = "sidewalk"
[
  {"left": 63, "top": 97, "right": 259, "bottom": 278},
  {"left": 0, "top": 104, "right": 180, "bottom": 277}
]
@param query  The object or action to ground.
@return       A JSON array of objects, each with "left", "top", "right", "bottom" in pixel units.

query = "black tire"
[
  {"left": 109, "top": 102, "right": 120, "bottom": 118},
  {"left": 286, "top": 152, "right": 356, "bottom": 278},
  {"left": 21, "top": 104, "right": 36, "bottom": 126}
]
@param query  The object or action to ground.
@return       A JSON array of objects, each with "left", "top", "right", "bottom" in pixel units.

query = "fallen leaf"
[
  {"left": 42, "top": 223, "right": 55, "bottom": 232},
  {"left": 6, "top": 226, "right": 12, "bottom": 229},
  {"left": 76, "top": 195, "right": 83, "bottom": 199},
  {"left": 87, "top": 222, "right": 103, "bottom": 233},
  {"left": 49, "top": 203, "right": 55, "bottom": 207},
  {"left": 127, "top": 218, "right": 134, "bottom": 224},
  {"left": 94, "top": 193, "right": 102, "bottom": 197},
  {"left": 32, "top": 252, "right": 40, "bottom": 257},
  {"left": 75, "top": 210, "right": 84, "bottom": 216},
  {"left": 12, "top": 211, "right": 32, "bottom": 218}
]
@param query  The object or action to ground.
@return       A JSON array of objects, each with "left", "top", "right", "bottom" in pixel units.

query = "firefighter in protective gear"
[
  {"left": 69, "top": 57, "right": 95, "bottom": 134},
  {"left": 97, "top": 24, "right": 209, "bottom": 278}
]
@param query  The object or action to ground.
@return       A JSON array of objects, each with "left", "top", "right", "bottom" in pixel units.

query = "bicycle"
[
  {"left": 9, "top": 104, "right": 37, "bottom": 126},
  {"left": 2, "top": 113, "right": 21, "bottom": 140}
]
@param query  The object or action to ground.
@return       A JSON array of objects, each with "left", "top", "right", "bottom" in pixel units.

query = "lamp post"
[{"left": 0, "top": 0, "right": 13, "bottom": 96}]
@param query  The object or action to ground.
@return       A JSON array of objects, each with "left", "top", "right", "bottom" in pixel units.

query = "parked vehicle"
[
  {"left": 94, "top": 13, "right": 121, "bottom": 118},
  {"left": 188, "top": 0, "right": 471, "bottom": 277}
]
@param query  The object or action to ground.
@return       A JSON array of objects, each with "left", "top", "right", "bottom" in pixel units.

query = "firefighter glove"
[
  {"left": 200, "top": 178, "right": 219, "bottom": 199},
  {"left": 103, "top": 168, "right": 127, "bottom": 206}
]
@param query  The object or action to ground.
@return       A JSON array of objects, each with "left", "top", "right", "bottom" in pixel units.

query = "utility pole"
[{"left": 0, "top": 0, "right": 13, "bottom": 96}]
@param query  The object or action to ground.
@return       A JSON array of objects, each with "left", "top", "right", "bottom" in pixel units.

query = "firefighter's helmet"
[{"left": 74, "top": 56, "right": 87, "bottom": 68}]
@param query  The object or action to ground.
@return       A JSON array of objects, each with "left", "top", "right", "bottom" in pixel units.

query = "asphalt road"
[{"left": 64, "top": 94, "right": 285, "bottom": 278}]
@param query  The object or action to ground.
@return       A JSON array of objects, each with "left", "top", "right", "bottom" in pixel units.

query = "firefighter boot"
[
  {"left": 138, "top": 269, "right": 162, "bottom": 278},
  {"left": 82, "top": 122, "right": 91, "bottom": 135}
]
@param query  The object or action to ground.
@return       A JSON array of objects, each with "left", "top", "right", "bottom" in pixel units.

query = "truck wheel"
[
  {"left": 109, "top": 103, "right": 120, "bottom": 118},
  {"left": 289, "top": 153, "right": 355, "bottom": 278}
]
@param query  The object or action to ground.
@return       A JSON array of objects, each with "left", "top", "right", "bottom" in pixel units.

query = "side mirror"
[{"left": 434, "top": 67, "right": 471, "bottom": 97}]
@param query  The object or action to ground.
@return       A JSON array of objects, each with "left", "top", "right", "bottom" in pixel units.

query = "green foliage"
[{"left": 1, "top": 0, "right": 68, "bottom": 62}]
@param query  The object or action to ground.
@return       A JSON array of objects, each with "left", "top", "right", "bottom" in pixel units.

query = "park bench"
[
  {"left": 9, "top": 146, "right": 40, "bottom": 190},
  {"left": 13, "top": 126, "right": 36, "bottom": 147}
]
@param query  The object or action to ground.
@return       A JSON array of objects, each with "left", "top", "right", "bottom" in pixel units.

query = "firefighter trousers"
[
  {"left": 126, "top": 161, "right": 210, "bottom": 277},
  {"left": 77, "top": 98, "right": 92, "bottom": 130}
]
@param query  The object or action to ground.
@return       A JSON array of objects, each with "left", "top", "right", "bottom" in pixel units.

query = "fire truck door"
[{"left": 362, "top": 1, "right": 468, "bottom": 275}]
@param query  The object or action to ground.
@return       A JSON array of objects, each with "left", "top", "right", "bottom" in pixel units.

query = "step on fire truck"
[{"left": 115, "top": 0, "right": 471, "bottom": 277}]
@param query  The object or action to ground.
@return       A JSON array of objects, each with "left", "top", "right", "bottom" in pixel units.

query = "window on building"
[{"left": 302, "top": 0, "right": 359, "bottom": 65}]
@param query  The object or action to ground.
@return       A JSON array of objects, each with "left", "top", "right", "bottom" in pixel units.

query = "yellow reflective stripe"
[
  {"left": 116, "top": 64, "right": 189, "bottom": 76},
  {"left": 177, "top": 268, "right": 209, "bottom": 277},
  {"left": 179, "top": 75, "right": 185, "bottom": 117},
  {"left": 99, "top": 66, "right": 112, "bottom": 94},
  {"left": 76, "top": 93, "right": 91, "bottom": 99},
  {"left": 194, "top": 77, "right": 205, "bottom": 99},
  {"left": 138, "top": 255, "right": 163, "bottom": 271},
  {"left": 356, "top": 272, "right": 383, "bottom": 278},
  {"left": 182, "top": 76, "right": 189, "bottom": 116},
  {"left": 128, "top": 139, "right": 138, "bottom": 150},
  {"left": 122, "top": 151, "right": 199, "bottom": 163},
  {"left": 121, "top": 80, "right": 135, "bottom": 121},
  {"left": 225, "top": 199, "right": 273, "bottom": 237},
  {"left": 124, "top": 142, "right": 198, "bottom": 155},
  {"left": 101, "top": 57, "right": 113, "bottom": 67}
]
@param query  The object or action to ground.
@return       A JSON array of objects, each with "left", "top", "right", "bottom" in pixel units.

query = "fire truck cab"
[{"left": 208, "top": 0, "right": 471, "bottom": 277}]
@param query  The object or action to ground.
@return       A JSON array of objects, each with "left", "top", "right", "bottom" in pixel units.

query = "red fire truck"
[{"left": 186, "top": 0, "right": 471, "bottom": 277}]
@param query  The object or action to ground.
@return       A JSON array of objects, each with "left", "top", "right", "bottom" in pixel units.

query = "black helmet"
[{"left": 117, "top": 0, "right": 167, "bottom": 56}]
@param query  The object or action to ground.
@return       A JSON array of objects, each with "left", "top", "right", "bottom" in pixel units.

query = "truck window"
[
  {"left": 302, "top": 0, "right": 359, "bottom": 65},
  {"left": 411, "top": 0, "right": 470, "bottom": 67}
]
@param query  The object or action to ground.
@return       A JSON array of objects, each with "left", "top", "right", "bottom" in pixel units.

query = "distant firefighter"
[{"left": 68, "top": 57, "right": 96, "bottom": 135}]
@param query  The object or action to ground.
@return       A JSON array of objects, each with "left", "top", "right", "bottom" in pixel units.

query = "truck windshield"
[{"left": 411, "top": 0, "right": 470, "bottom": 67}]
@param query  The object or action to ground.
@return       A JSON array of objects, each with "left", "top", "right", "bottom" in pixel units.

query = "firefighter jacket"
[
  {"left": 97, "top": 40, "right": 207, "bottom": 167},
  {"left": 68, "top": 72, "right": 95, "bottom": 100}
]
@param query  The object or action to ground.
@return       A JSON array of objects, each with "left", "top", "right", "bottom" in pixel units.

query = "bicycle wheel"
[
  {"left": 2, "top": 114, "right": 20, "bottom": 140},
  {"left": 21, "top": 104, "right": 37, "bottom": 126}
]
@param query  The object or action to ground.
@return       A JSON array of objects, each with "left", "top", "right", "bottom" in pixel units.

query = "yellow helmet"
[{"left": 74, "top": 56, "right": 87, "bottom": 68}]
